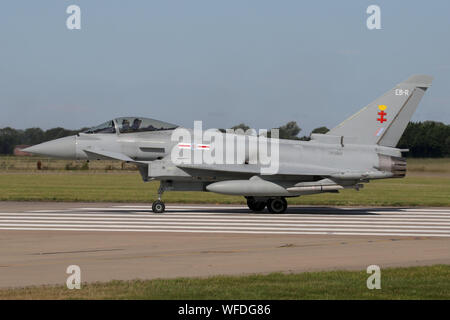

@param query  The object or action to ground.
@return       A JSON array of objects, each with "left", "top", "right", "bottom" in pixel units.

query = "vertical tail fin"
[{"left": 327, "top": 75, "right": 433, "bottom": 147}]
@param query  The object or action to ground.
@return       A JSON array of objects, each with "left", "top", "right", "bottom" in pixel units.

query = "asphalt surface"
[{"left": 0, "top": 202, "right": 449, "bottom": 288}]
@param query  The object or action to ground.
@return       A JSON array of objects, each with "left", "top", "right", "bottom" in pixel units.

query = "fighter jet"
[{"left": 24, "top": 75, "right": 433, "bottom": 213}]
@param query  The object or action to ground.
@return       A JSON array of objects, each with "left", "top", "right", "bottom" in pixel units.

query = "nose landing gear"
[
  {"left": 152, "top": 200, "right": 165, "bottom": 214},
  {"left": 152, "top": 182, "right": 166, "bottom": 213}
]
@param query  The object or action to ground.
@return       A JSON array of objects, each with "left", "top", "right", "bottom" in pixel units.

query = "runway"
[
  {"left": 1, "top": 204, "right": 450, "bottom": 237},
  {"left": 0, "top": 202, "right": 449, "bottom": 288}
]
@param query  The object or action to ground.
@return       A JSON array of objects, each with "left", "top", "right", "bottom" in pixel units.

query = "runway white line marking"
[
  {"left": 0, "top": 227, "right": 448, "bottom": 237},
  {"left": 0, "top": 216, "right": 450, "bottom": 228},
  {"left": 368, "top": 211, "right": 450, "bottom": 215},
  {"left": 25, "top": 210, "right": 74, "bottom": 213},
  {"left": 1, "top": 219, "right": 449, "bottom": 229},
  {"left": 10, "top": 210, "right": 450, "bottom": 219},
  {"left": 1, "top": 223, "right": 449, "bottom": 234},
  {"left": 3, "top": 212, "right": 450, "bottom": 222},
  {"left": 401, "top": 208, "right": 450, "bottom": 212},
  {"left": 4, "top": 206, "right": 450, "bottom": 238},
  {"left": 25, "top": 207, "right": 450, "bottom": 217}
]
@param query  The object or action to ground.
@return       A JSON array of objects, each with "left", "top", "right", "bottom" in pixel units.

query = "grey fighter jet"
[{"left": 24, "top": 75, "right": 433, "bottom": 213}]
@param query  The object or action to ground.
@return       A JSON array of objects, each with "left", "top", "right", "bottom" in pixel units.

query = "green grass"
[
  {"left": 0, "top": 158, "right": 449, "bottom": 206},
  {"left": 407, "top": 157, "right": 450, "bottom": 173},
  {"left": 1, "top": 265, "right": 448, "bottom": 299},
  {"left": 0, "top": 171, "right": 449, "bottom": 206}
]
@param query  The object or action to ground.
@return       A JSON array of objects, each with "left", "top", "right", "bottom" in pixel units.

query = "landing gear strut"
[
  {"left": 152, "top": 182, "right": 166, "bottom": 213},
  {"left": 266, "top": 197, "right": 287, "bottom": 214}
]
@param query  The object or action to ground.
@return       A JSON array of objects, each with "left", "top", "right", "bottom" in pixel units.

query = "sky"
[{"left": 0, "top": 0, "right": 449, "bottom": 135}]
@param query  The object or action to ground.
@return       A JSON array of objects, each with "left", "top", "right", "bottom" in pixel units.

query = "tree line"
[
  {"left": 0, "top": 121, "right": 449, "bottom": 157},
  {"left": 0, "top": 127, "right": 84, "bottom": 154},
  {"left": 397, "top": 121, "right": 450, "bottom": 157}
]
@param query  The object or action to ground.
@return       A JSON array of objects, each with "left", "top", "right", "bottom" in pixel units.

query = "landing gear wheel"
[
  {"left": 267, "top": 198, "right": 287, "bottom": 214},
  {"left": 152, "top": 200, "right": 165, "bottom": 214},
  {"left": 246, "top": 197, "right": 266, "bottom": 212}
]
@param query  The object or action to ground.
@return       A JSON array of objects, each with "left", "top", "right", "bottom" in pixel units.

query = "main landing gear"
[
  {"left": 266, "top": 198, "right": 288, "bottom": 214},
  {"left": 246, "top": 197, "right": 266, "bottom": 212},
  {"left": 246, "top": 197, "right": 288, "bottom": 213},
  {"left": 152, "top": 182, "right": 166, "bottom": 213}
]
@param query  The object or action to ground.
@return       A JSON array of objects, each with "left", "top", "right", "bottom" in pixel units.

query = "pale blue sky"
[{"left": 1, "top": 0, "right": 449, "bottom": 134}]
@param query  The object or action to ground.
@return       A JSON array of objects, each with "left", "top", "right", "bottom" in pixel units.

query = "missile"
[{"left": 286, "top": 185, "right": 344, "bottom": 192}]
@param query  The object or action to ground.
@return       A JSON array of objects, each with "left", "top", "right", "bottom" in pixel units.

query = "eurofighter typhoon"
[{"left": 24, "top": 75, "right": 433, "bottom": 213}]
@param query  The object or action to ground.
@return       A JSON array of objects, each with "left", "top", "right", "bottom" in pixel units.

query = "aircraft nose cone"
[{"left": 23, "top": 135, "right": 77, "bottom": 159}]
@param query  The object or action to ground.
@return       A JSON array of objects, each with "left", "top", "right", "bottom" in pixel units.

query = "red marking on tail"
[{"left": 377, "top": 111, "right": 387, "bottom": 123}]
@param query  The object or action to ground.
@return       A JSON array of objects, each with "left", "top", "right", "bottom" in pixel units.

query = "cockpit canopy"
[
  {"left": 116, "top": 117, "right": 178, "bottom": 133},
  {"left": 84, "top": 117, "right": 178, "bottom": 134},
  {"left": 84, "top": 120, "right": 116, "bottom": 134}
]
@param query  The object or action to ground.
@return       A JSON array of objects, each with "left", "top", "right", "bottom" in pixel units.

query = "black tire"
[
  {"left": 254, "top": 201, "right": 266, "bottom": 211},
  {"left": 281, "top": 197, "right": 287, "bottom": 208},
  {"left": 152, "top": 200, "right": 165, "bottom": 213},
  {"left": 246, "top": 197, "right": 266, "bottom": 212},
  {"left": 267, "top": 198, "right": 287, "bottom": 213}
]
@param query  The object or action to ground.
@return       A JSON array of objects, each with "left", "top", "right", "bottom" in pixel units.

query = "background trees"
[
  {"left": 0, "top": 127, "right": 80, "bottom": 154},
  {"left": 397, "top": 121, "right": 450, "bottom": 157}
]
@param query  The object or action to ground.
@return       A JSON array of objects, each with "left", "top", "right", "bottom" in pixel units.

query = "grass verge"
[
  {"left": 1, "top": 265, "right": 449, "bottom": 300},
  {"left": 0, "top": 172, "right": 449, "bottom": 206}
]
